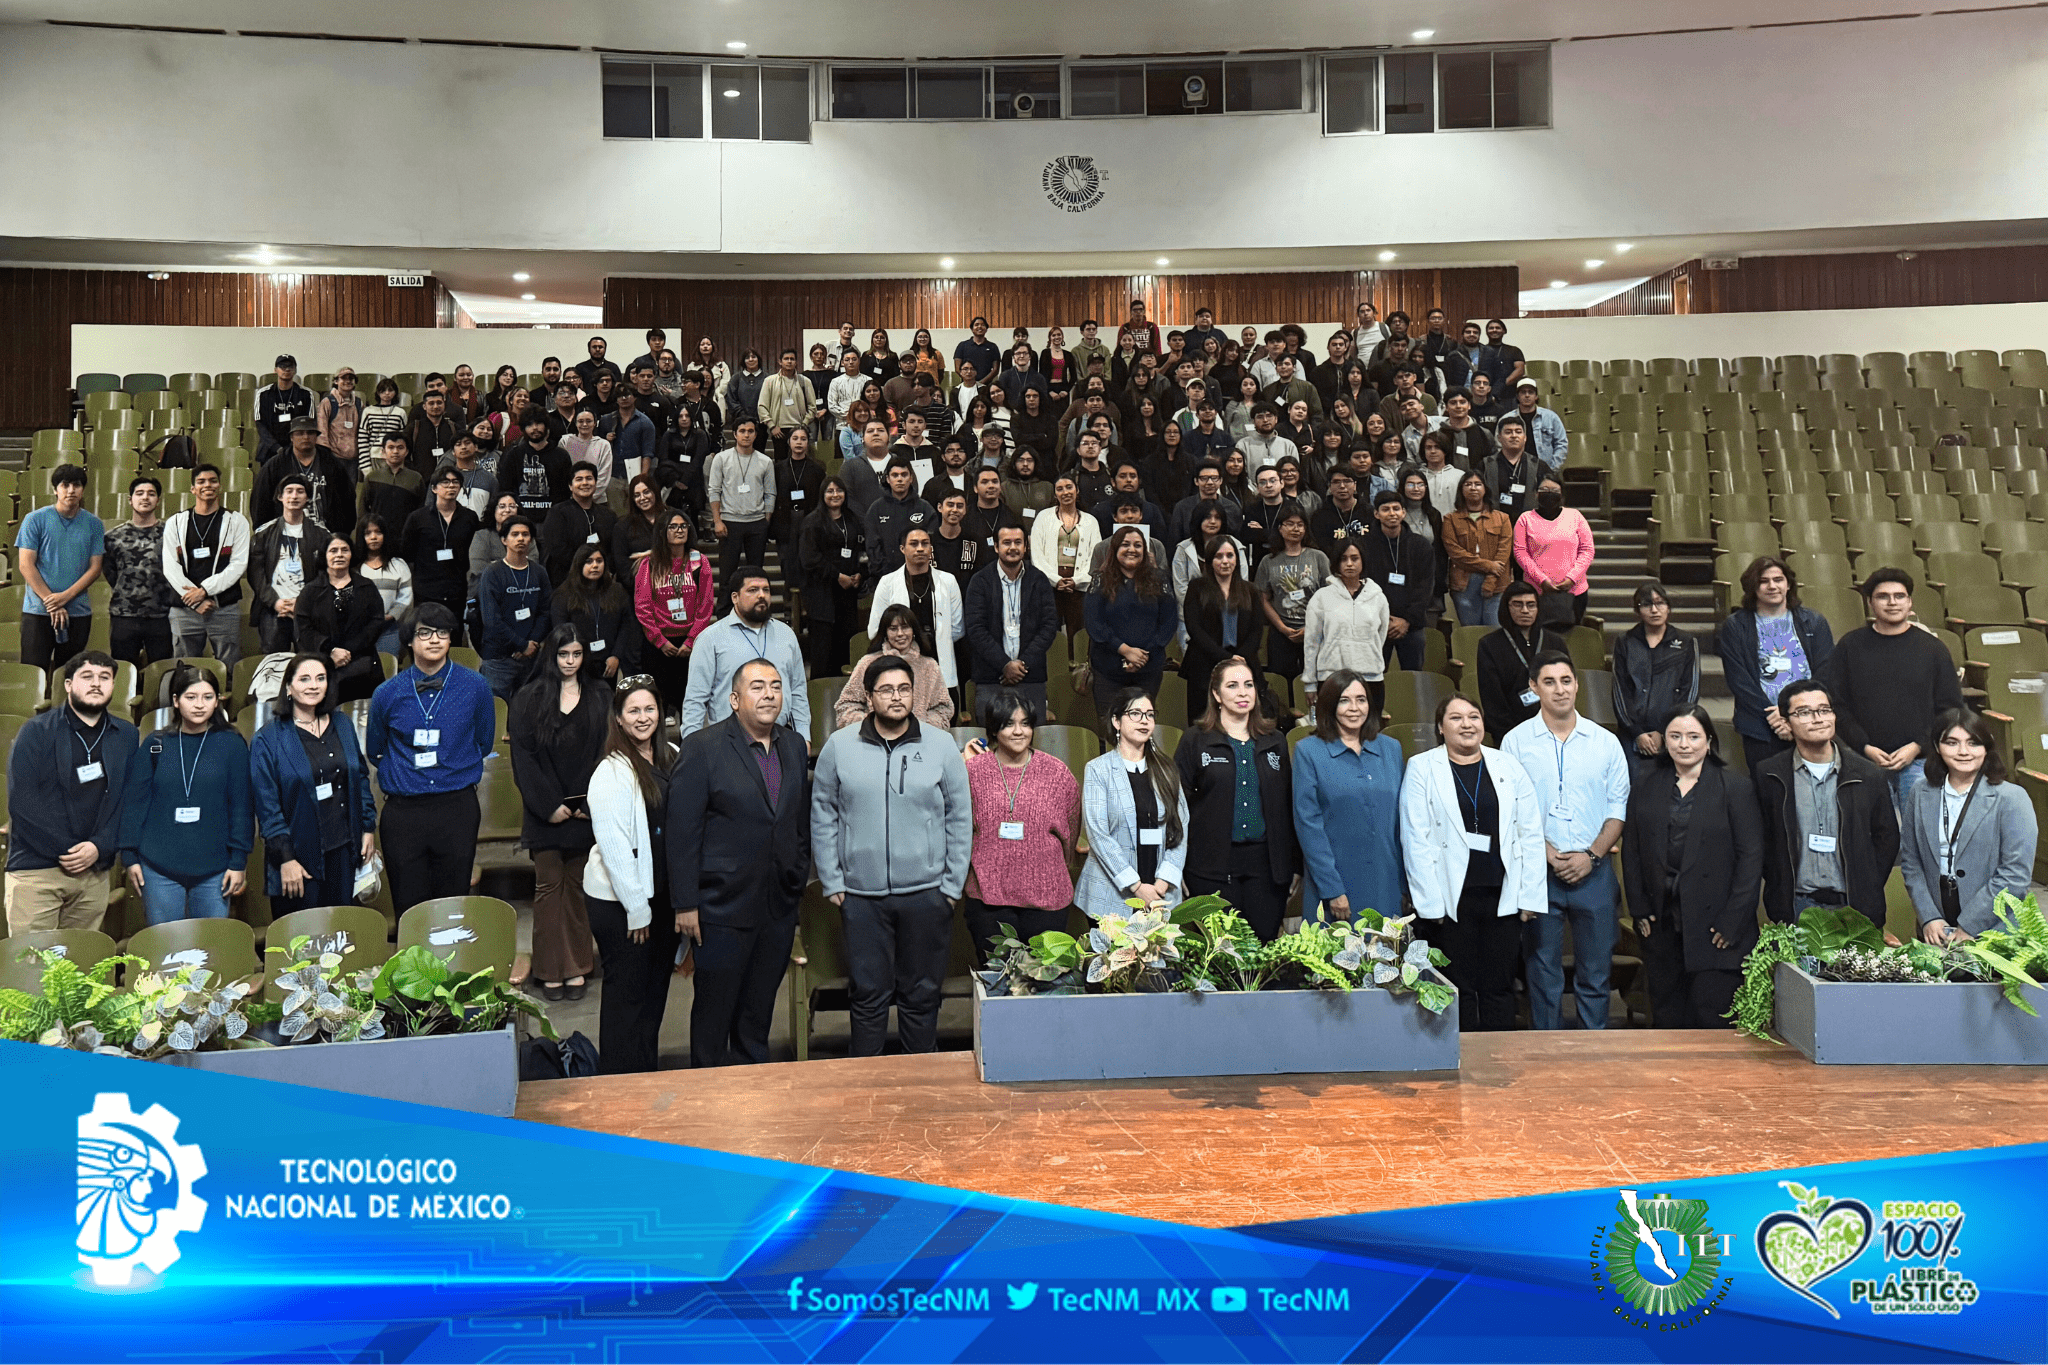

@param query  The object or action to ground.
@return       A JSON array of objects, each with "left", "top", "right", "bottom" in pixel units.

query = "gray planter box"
[
  {"left": 163, "top": 1027, "right": 519, "bottom": 1115},
  {"left": 972, "top": 975, "right": 1459, "bottom": 1083},
  {"left": 1773, "top": 962, "right": 2048, "bottom": 1065}
]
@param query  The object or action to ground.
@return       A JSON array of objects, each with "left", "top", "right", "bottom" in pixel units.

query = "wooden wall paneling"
[
  {"left": 1581, "top": 245, "right": 2048, "bottom": 319},
  {"left": 0, "top": 268, "right": 443, "bottom": 430}
]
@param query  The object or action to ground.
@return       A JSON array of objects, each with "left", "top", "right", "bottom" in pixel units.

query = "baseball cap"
[
  {"left": 289, "top": 416, "right": 318, "bottom": 434},
  {"left": 1516, "top": 378, "right": 1540, "bottom": 390},
  {"left": 275, "top": 354, "right": 297, "bottom": 368}
]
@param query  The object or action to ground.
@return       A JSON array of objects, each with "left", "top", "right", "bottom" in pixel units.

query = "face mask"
[{"left": 1536, "top": 490, "right": 1563, "bottom": 514}]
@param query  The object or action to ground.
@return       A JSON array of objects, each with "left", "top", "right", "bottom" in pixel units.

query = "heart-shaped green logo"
[{"left": 1755, "top": 1192, "right": 1874, "bottom": 1319}]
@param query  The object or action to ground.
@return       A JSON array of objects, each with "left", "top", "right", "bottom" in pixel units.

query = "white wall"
[
  {"left": 70, "top": 326, "right": 682, "bottom": 384},
  {"left": 5, "top": 11, "right": 2047, "bottom": 259}
]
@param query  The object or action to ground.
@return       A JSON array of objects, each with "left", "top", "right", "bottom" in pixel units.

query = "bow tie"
[{"left": 414, "top": 674, "right": 445, "bottom": 694}]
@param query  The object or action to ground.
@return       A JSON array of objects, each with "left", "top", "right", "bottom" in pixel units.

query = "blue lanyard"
[
  {"left": 1451, "top": 757, "right": 1485, "bottom": 832},
  {"left": 412, "top": 669, "right": 447, "bottom": 726},
  {"left": 1553, "top": 730, "right": 1572, "bottom": 800},
  {"left": 176, "top": 731, "right": 210, "bottom": 803},
  {"left": 735, "top": 622, "right": 768, "bottom": 661}
]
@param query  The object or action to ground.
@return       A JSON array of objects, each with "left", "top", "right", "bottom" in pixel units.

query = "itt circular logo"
[{"left": 1042, "top": 155, "right": 1107, "bottom": 213}]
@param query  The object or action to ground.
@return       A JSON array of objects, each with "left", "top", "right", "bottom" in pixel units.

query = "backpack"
[{"left": 518, "top": 1031, "right": 600, "bottom": 1081}]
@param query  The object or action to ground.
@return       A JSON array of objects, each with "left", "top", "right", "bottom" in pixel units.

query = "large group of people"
[{"left": 9, "top": 307, "right": 2033, "bottom": 1066}]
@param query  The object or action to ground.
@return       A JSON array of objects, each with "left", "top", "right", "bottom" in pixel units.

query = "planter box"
[
  {"left": 972, "top": 976, "right": 1459, "bottom": 1083},
  {"left": 1773, "top": 962, "right": 2048, "bottom": 1065},
  {"left": 163, "top": 1027, "right": 519, "bottom": 1115}
]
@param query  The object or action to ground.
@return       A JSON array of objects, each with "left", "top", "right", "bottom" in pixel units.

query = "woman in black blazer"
[
  {"left": 1174, "top": 657, "right": 1298, "bottom": 942},
  {"left": 1178, "top": 535, "right": 1266, "bottom": 728},
  {"left": 1619, "top": 705, "right": 1765, "bottom": 1029},
  {"left": 295, "top": 530, "right": 388, "bottom": 701}
]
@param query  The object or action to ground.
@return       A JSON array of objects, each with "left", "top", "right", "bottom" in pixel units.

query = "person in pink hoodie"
[
  {"left": 632, "top": 508, "right": 714, "bottom": 709},
  {"left": 1512, "top": 473, "right": 1595, "bottom": 626}
]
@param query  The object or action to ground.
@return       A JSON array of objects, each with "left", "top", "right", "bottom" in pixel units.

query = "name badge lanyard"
[
  {"left": 175, "top": 729, "right": 211, "bottom": 814},
  {"left": 1942, "top": 777, "right": 1982, "bottom": 879},
  {"left": 736, "top": 621, "right": 769, "bottom": 662},
  {"left": 999, "top": 756, "right": 1030, "bottom": 838},
  {"left": 1452, "top": 757, "right": 1486, "bottom": 833},
  {"left": 75, "top": 722, "right": 108, "bottom": 776},
  {"left": 412, "top": 671, "right": 448, "bottom": 733}
]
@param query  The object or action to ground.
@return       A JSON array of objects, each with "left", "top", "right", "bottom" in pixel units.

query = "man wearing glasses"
[
  {"left": 1754, "top": 677, "right": 1901, "bottom": 929},
  {"left": 365, "top": 602, "right": 497, "bottom": 913}
]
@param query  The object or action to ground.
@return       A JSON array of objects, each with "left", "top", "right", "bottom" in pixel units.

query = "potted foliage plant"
[{"left": 971, "top": 896, "right": 1459, "bottom": 1083}]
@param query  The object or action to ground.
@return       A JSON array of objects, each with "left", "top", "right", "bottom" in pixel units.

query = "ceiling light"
[
  {"left": 1615, "top": 243, "right": 1634, "bottom": 253},
  {"left": 939, "top": 257, "right": 955, "bottom": 269},
  {"left": 1377, "top": 250, "right": 1397, "bottom": 262},
  {"left": 520, "top": 293, "right": 536, "bottom": 301},
  {"left": 1584, "top": 259, "right": 1605, "bottom": 270},
  {"left": 722, "top": 88, "right": 741, "bottom": 98},
  {"left": 1411, "top": 29, "right": 1435, "bottom": 40},
  {"left": 512, "top": 271, "right": 530, "bottom": 282},
  {"left": 146, "top": 271, "right": 170, "bottom": 282},
  {"left": 1549, "top": 280, "right": 1570, "bottom": 289},
  {"left": 252, "top": 245, "right": 277, "bottom": 263},
  {"left": 725, "top": 40, "right": 747, "bottom": 49},
  {"left": 1155, "top": 257, "right": 1170, "bottom": 267}
]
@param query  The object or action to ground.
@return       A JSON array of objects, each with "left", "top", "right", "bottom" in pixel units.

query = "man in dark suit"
[
  {"left": 962, "top": 524, "right": 1058, "bottom": 719},
  {"left": 666, "top": 658, "right": 812, "bottom": 1067}
]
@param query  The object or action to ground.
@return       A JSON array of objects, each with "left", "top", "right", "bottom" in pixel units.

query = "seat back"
[
  {"left": 396, "top": 896, "right": 517, "bottom": 977},
  {"left": 0, "top": 928, "right": 119, "bottom": 996},
  {"left": 262, "top": 905, "right": 393, "bottom": 1000},
  {"left": 127, "top": 917, "right": 263, "bottom": 984}
]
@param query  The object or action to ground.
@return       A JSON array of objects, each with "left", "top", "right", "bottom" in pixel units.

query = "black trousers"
[
  {"left": 808, "top": 611, "right": 860, "bottom": 680},
  {"left": 379, "top": 787, "right": 479, "bottom": 914},
  {"left": 255, "top": 607, "right": 298, "bottom": 655},
  {"left": 843, "top": 889, "right": 955, "bottom": 1055},
  {"left": 109, "top": 615, "right": 173, "bottom": 669},
  {"left": 962, "top": 897, "right": 1068, "bottom": 968},
  {"left": 689, "top": 909, "right": 797, "bottom": 1067},
  {"left": 1640, "top": 907, "right": 1741, "bottom": 1028},
  {"left": 587, "top": 894, "right": 680, "bottom": 1073},
  {"left": 717, "top": 519, "right": 769, "bottom": 597},
  {"left": 1739, "top": 730, "right": 1792, "bottom": 774},
  {"left": 1418, "top": 884, "right": 1522, "bottom": 1031},
  {"left": 268, "top": 852, "right": 357, "bottom": 921},
  {"left": 644, "top": 643, "right": 693, "bottom": 713},
  {"left": 22, "top": 613, "right": 89, "bottom": 671},
  {"left": 1186, "top": 842, "right": 1288, "bottom": 943}
]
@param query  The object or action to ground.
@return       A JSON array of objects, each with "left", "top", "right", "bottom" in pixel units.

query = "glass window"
[
  {"left": 915, "top": 67, "right": 988, "bottom": 119},
  {"left": 601, "top": 60, "right": 652, "bottom": 139},
  {"left": 993, "top": 64, "right": 1061, "bottom": 120},
  {"left": 1437, "top": 53, "right": 1492, "bottom": 130},
  {"left": 1383, "top": 53, "right": 1433, "bottom": 134},
  {"left": 831, "top": 66, "right": 909, "bottom": 119},
  {"left": 1322, "top": 55, "right": 1377, "bottom": 134},
  {"left": 1224, "top": 59, "right": 1301, "bottom": 113},
  {"left": 652, "top": 63, "right": 702, "bottom": 139},
  {"left": 1144, "top": 61, "right": 1224, "bottom": 116},
  {"left": 711, "top": 65, "right": 759, "bottom": 139},
  {"left": 1069, "top": 64, "right": 1144, "bottom": 117},
  {"left": 1493, "top": 48, "right": 1550, "bottom": 127},
  {"left": 760, "top": 66, "right": 811, "bottom": 141}
]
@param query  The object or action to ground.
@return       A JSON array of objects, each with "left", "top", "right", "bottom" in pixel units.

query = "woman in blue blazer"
[
  {"left": 1293, "top": 669, "right": 1406, "bottom": 923},
  {"left": 1076, "top": 687, "right": 1191, "bottom": 918},
  {"left": 250, "top": 653, "right": 380, "bottom": 917}
]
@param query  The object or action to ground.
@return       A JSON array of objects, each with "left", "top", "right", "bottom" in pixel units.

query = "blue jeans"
[
  {"left": 1521, "top": 858, "right": 1619, "bottom": 1030},
  {"left": 139, "top": 863, "right": 231, "bottom": 926},
  {"left": 482, "top": 654, "right": 527, "bottom": 701},
  {"left": 1453, "top": 578, "right": 1500, "bottom": 627},
  {"left": 1889, "top": 759, "right": 1926, "bottom": 815},
  {"left": 1384, "top": 630, "right": 1426, "bottom": 672},
  {"left": 375, "top": 621, "right": 405, "bottom": 659}
]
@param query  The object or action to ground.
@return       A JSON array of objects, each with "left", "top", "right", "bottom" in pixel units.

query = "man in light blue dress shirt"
[
  {"left": 680, "top": 566, "right": 811, "bottom": 746},
  {"left": 1501, "top": 651, "right": 1631, "bottom": 1029}
]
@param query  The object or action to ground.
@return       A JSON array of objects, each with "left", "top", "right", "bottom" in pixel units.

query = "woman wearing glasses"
[
  {"left": 957, "top": 688, "right": 1082, "bottom": 963},
  {"left": 1077, "top": 687, "right": 1190, "bottom": 919},
  {"left": 632, "top": 509, "right": 713, "bottom": 710}
]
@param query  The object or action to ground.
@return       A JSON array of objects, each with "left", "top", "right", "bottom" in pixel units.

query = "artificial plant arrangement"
[
  {"left": 0, "top": 949, "right": 260, "bottom": 1057},
  {"left": 1728, "top": 893, "right": 2048, "bottom": 1042},
  {"left": 978, "top": 895, "right": 1454, "bottom": 1015}
]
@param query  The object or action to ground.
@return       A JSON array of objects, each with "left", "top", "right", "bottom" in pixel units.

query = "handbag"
[{"left": 1535, "top": 587, "right": 1578, "bottom": 630}]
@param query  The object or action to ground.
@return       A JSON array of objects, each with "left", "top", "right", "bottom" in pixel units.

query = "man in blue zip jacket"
[
  {"left": 475, "top": 516, "right": 552, "bottom": 700},
  {"left": 366, "top": 603, "right": 497, "bottom": 913},
  {"left": 5, "top": 652, "right": 136, "bottom": 933}
]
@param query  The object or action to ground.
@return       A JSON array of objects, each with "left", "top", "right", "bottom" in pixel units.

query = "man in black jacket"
[
  {"left": 253, "top": 417, "right": 355, "bottom": 532},
  {"left": 1308, "top": 468, "right": 1370, "bottom": 558},
  {"left": 963, "top": 526, "right": 1057, "bottom": 715},
  {"left": 402, "top": 468, "right": 482, "bottom": 641},
  {"left": 253, "top": 354, "right": 315, "bottom": 458},
  {"left": 539, "top": 462, "right": 618, "bottom": 584},
  {"left": 497, "top": 410, "right": 571, "bottom": 519},
  {"left": 1474, "top": 582, "right": 1566, "bottom": 740},
  {"left": 667, "top": 659, "right": 812, "bottom": 1067},
  {"left": 404, "top": 392, "right": 460, "bottom": 479},
  {"left": 1362, "top": 490, "right": 1433, "bottom": 671},
  {"left": 247, "top": 475, "right": 330, "bottom": 653},
  {"left": 4, "top": 651, "right": 136, "bottom": 933},
  {"left": 1754, "top": 677, "right": 1900, "bottom": 927}
]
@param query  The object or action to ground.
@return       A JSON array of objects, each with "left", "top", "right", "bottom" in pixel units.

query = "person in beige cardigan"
[{"left": 834, "top": 604, "right": 955, "bottom": 731}]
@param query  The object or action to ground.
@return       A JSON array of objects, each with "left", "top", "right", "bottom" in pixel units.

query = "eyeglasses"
[
  {"left": 1119, "top": 710, "right": 1156, "bottom": 723},
  {"left": 1786, "top": 706, "right": 1835, "bottom": 721},
  {"left": 871, "top": 684, "right": 914, "bottom": 699},
  {"left": 617, "top": 674, "right": 657, "bottom": 691},
  {"left": 413, "top": 628, "right": 451, "bottom": 642}
]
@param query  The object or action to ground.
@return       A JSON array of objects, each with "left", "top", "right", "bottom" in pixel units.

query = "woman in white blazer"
[
  {"left": 1399, "top": 692, "right": 1547, "bottom": 1032},
  {"left": 1302, "top": 540, "right": 1390, "bottom": 702},
  {"left": 582, "top": 680, "right": 680, "bottom": 1073},
  {"left": 867, "top": 552, "right": 966, "bottom": 690},
  {"left": 1075, "top": 686, "right": 1191, "bottom": 918}
]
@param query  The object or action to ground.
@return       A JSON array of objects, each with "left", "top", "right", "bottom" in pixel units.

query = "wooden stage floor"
[{"left": 514, "top": 1032, "right": 2048, "bottom": 1228}]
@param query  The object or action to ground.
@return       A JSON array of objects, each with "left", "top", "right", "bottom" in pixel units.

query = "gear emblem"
[{"left": 76, "top": 1093, "right": 208, "bottom": 1286}]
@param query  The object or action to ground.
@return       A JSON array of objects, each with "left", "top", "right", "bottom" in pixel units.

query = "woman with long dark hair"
[
  {"left": 1293, "top": 668, "right": 1405, "bottom": 924},
  {"left": 353, "top": 513, "right": 413, "bottom": 659},
  {"left": 485, "top": 363, "right": 522, "bottom": 414},
  {"left": 612, "top": 472, "right": 666, "bottom": 572},
  {"left": 1444, "top": 468, "right": 1513, "bottom": 628},
  {"left": 118, "top": 663, "right": 251, "bottom": 925},
  {"left": 1077, "top": 686, "right": 1190, "bottom": 918},
  {"left": 295, "top": 530, "right": 386, "bottom": 701},
  {"left": 834, "top": 603, "right": 952, "bottom": 731},
  {"left": 725, "top": 348, "right": 766, "bottom": 430},
  {"left": 250, "top": 653, "right": 377, "bottom": 919},
  {"left": 1178, "top": 535, "right": 1264, "bottom": 729},
  {"left": 1174, "top": 657, "right": 1297, "bottom": 942},
  {"left": 1613, "top": 581, "right": 1703, "bottom": 783},
  {"left": 510, "top": 624, "right": 611, "bottom": 1001},
  {"left": 864, "top": 329, "right": 903, "bottom": 384},
  {"left": 1010, "top": 386, "right": 1056, "bottom": 462},
  {"left": 551, "top": 543, "right": 636, "bottom": 682},
  {"left": 1084, "top": 526, "right": 1179, "bottom": 716},
  {"left": 1030, "top": 472, "right": 1099, "bottom": 668},
  {"left": 1900, "top": 707, "right": 2038, "bottom": 943},
  {"left": 582, "top": 678, "right": 679, "bottom": 1073},
  {"left": 632, "top": 508, "right": 713, "bottom": 709}
]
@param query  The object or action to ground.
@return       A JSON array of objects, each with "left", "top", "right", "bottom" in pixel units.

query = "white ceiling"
[{"left": 0, "top": 0, "right": 2016, "bottom": 60}]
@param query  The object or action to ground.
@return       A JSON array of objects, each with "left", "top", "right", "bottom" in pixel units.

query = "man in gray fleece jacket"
[{"left": 811, "top": 653, "right": 973, "bottom": 1055}]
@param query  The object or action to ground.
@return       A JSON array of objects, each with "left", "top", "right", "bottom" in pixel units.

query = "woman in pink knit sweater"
[
  {"left": 959, "top": 687, "right": 1081, "bottom": 965},
  {"left": 1511, "top": 474, "right": 1596, "bottom": 626}
]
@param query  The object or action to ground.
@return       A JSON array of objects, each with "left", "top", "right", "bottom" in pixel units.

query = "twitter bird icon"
[{"left": 1006, "top": 1282, "right": 1039, "bottom": 1310}]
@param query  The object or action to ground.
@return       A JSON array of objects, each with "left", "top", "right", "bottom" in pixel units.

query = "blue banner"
[{"left": 2, "top": 1041, "right": 2041, "bottom": 1362}]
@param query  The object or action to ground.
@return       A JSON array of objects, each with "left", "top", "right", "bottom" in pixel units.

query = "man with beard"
[
  {"left": 679, "top": 566, "right": 810, "bottom": 743},
  {"left": 5, "top": 651, "right": 137, "bottom": 932}
]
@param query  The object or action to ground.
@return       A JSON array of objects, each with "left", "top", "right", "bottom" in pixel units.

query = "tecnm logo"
[{"left": 76, "top": 1093, "right": 208, "bottom": 1285}]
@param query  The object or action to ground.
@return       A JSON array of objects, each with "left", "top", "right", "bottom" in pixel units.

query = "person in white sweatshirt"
[{"left": 1302, "top": 539, "right": 1390, "bottom": 704}]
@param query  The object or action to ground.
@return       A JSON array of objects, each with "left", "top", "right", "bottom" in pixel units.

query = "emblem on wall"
[{"left": 1042, "top": 155, "right": 1107, "bottom": 213}]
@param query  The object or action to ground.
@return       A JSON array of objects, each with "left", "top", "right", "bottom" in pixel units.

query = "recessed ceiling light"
[
  {"left": 1412, "top": 28, "right": 1435, "bottom": 40},
  {"left": 1615, "top": 242, "right": 1634, "bottom": 253},
  {"left": 1155, "top": 257, "right": 1170, "bottom": 267},
  {"left": 939, "top": 257, "right": 955, "bottom": 269},
  {"left": 1549, "top": 280, "right": 1570, "bottom": 289},
  {"left": 520, "top": 293, "right": 536, "bottom": 301},
  {"left": 252, "top": 245, "right": 277, "bottom": 263},
  {"left": 1378, "top": 250, "right": 1397, "bottom": 262},
  {"left": 1584, "top": 259, "right": 1605, "bottom": 270},
  {"left": 512, "top": 271, "right": 530, "bottom": 282},
  {"left": 146, "top": 272, "right": 170, "bottom": 282},
  {"left": 722, "top": 88, "right": 741, "bottom": 98},
  {"left": 725, "top": 40, "right": 747, "bottom": 49}
]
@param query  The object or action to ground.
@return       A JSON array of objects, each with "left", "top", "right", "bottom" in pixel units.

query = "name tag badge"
[
  {"left": 999, "top": 821, "right": 1026, "bottom": 841},
  {"left": 174, "top": 806, "right": 202, "bottom": 824},
  {"left": 1022, "top": 507, "right": 1037, "bottom": 519},
  {"left": 436, "top": 548, "right": 454, "bottom": 562},
  {"left": 589, "top": 638, "right": 607, "bottom": 653},
  {"left": 1387, "top": 572, "right": 1406, "bottom": 586},
  {"left": 790, "top": 489, "right": 805, "bottom": 500},
  {"left": 736, "top": 483, "right": 750, "bottom": 494},
  {"left": 839, "top": 548, "right": 853, "bottom": 559},
  {"left": 1807, "top": 834, "right": 1838, "bottom": 854},
  {"left": 314, "top": 782, "right": 335, "bottom": 801},
  {"left": 75, "top": 762, "right": 103, "bottom": 783},
  {"left": 190, "top": 546, "right": 212, "bottom": 559},
  {"left": 1520, "top": 689, "right": 1539, "bottom": 707},
  {"left": 1287, "top": 589, "right": 1306, "bottom": 604},
  {"left": 413, "top": 728, "right": 440, "bottom": 748},
  {"left": 678, "top": 454, "right": 692, "bottom": 464},
  {"left": 514, "top": 607, "right": 531, "bottom": 621},
  {"left": 414, "top": 750, "right": 439, "bottom": 769},
  {"left": 1511, "top": 483, "right": 1526, "bottom": 494},
  {"left": 1499, "top": 494, "right": 1515, "bottom": 505},
  {"left": 1549, "top": 802, "right": 1575, "bottom": 824},
  {"left": 586, "top": 532, "right": 600, "bottom": 543},
  {"left": 1137, "top": 827, "right": 1165, "bottom": 846},
  {"left": 666, "top": 596, "right": 685, "bottom": 613},
  {"left": 432, "top": 447, "right": 445, "bottom": 460},
  {"left": 1455, "top": 443, "right": 1469, "bottom": 456},
  {"left": 1462, "top": 830, "right": 1492, "bottom": 853}
]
